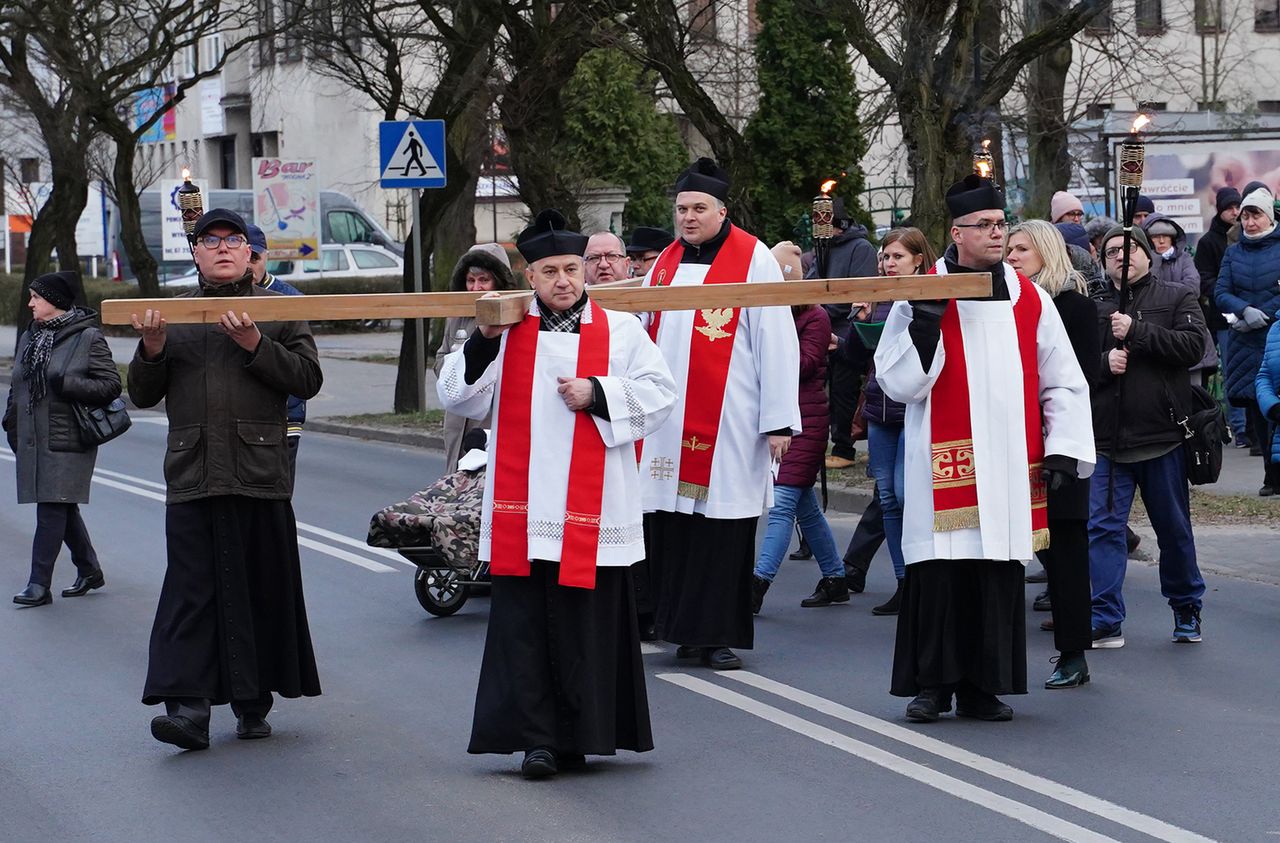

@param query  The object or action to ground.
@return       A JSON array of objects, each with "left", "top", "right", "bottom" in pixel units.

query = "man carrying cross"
[
  {"left": 875, "top": 174, "right": 1095, "bottom": 723},
  {"left": 437, "top": 209, "right": 676, "bottom": 779},
  {"left": 638, "top": 158, "right": 801, "bottom": 671}
]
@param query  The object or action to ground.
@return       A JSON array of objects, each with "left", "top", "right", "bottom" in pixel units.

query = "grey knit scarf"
[{"left": 21, "top": 308, "right": 80, "bottom": 411}]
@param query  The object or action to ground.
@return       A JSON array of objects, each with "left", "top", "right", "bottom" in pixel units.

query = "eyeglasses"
[
  {"left": 1104, "top": 244, "right": 1141, "bottom": 259},
  {"left": 198, "top": 234, "right": 247, "bottom": 250},
  {"left": 583, "top": 253, "right": 626, "bottom": 265},
  {"left": 954, "top": 220, "right": 1008, "bottom": 233},
  {"left": 1060, "top": 210, "right": 1085, "bottom": 220}
]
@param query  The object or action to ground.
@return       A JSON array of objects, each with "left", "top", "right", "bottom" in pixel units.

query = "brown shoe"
[
  {"left": 1040, "top": 617, "right": 1054, "bottom": 632},
  {"left": 825, "top": 455, "right": 855, "bottom": 469}
]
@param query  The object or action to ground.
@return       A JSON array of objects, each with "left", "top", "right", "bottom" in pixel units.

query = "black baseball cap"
[{"left": 192, "top": 208, "right": 249, "bottom": 239}]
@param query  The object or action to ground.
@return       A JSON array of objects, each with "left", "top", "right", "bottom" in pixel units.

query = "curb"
[{"left": 307, "top": 419, "right": 447, "bottom": 453}]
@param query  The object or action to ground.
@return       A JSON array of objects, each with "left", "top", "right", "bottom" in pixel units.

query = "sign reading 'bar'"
[{"left": 98, "top": 274, "right": 992, "bottom": 327}]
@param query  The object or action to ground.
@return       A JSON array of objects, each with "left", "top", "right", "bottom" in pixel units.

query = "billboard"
[
  {"left": 135, "top": 84, "right": 178, "bottom": 143},
  {"left": 251, "top": 158, "right": 319, "bottom": 261},
  {"left": 159, "top": 178, "right": 211, "bottom": 260}
]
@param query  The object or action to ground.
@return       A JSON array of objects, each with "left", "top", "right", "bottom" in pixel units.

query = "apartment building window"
[
  {"left": 177, "top": 43, "right": 198, "bottom": 79},
  {"left": 219, "top": 137, "right": 237, "bottom": 189},
  {"left": 1085, "top": 0, "right": 1112, "bottom": 34},
  {"left": 1135, "top": 0, "right": 1164, "bottom": 33},
  {"left": 258, "top": 0, "right": 276, "bottom": 65},
  {"left": 201, "top": 33, "right": 225, "bottom": 71},
  {"left": 1143, "top": 101, "right": 1169, "bottom": 111},
  {"left": 1085, "top": 102, "right": 1114, "bottom": 119},
  {"left": 310, "top": 0, "right": 336, "bottom": 59},
  {"left": 689, "top": 0, "right": 717, "bottom": 41},
  {"left": 1195, "top": 0, "right": 1223, "bottom": 32},
  {"left": 19, "top": 158, "right": 40, "bottom": 183},
  {"left": 1260, "top": 0, "right": 1280, "bottom": 31},
  {"left": 280, "top": 0, "right": 305, "bottom": 63},
  {"left": 1198, "top": 99, "right": 1226, "bottom": 111},
  {"left": 1258, "top": 100, "right": 1280, "bottom": 114}
]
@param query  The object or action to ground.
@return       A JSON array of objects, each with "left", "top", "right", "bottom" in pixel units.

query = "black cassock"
[
  {"left": 468, "top": 561, "right": 652, "bottom": 757},
  {"left": 647, "top": 511, "right": 757, "bottom": 649},
  {"left": 142, "top": 496, "right": 321, "bottom": 706}
]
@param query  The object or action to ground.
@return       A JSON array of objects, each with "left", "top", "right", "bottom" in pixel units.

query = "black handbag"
[
  {"left": 1181, "top": 384, "right": 1229, "bottom": 486},
  {"left": 61, "top": 331, "right": 132, "bottom": 447}
]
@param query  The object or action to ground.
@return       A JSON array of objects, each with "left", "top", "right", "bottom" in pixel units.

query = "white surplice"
[
  {"left": 874, "top": 262, "right": 1095, "bottom": 565},
  {"left": 437, "top": 300, "right": 676, "bottom": 567},
  {"left": 638, "top": 237, "right": 801, "bottom": 519}
]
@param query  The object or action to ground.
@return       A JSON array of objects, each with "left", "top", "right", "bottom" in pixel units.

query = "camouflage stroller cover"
[{"left": 367, "top": 468, "right": 486, "bottom": 568}]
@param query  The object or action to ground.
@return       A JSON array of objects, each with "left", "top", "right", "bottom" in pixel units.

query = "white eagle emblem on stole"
[{"left": 694, "top": 308, "right": 734, "bottom": 342}]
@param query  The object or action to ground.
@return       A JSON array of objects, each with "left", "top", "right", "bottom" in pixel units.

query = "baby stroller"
[{"left": 366, "top": 431, "right": 489, "bottom": 616}]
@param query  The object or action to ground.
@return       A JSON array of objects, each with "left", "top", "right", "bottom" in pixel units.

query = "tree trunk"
[
  {"left": 16, "top": 131, "right": 91, "bottom": 331},
  {"left": 109, "top": 129, "right": 160, "bottom": 297},
  {"left": 1024, "top": 0, "right": 1074, "bottom": 221},
  {"left": 900, "top": 90, "right": 974, "bottom": 247}
]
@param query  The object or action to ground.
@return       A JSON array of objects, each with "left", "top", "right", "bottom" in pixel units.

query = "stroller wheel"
[{"left": 415, "top": 567, "right": 469, "bottom": 616}]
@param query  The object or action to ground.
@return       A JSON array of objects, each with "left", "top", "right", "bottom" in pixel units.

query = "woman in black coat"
[
  {"left": 1006, "top": 222, "right": 1099, "bottom": 689},
  {"left": 3, "top": 272, "right": 121, "bottom": 606}
]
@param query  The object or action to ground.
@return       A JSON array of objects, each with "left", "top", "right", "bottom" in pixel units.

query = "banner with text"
[{"left": 251, "top": 158, "right": 320, "bottom": 261}]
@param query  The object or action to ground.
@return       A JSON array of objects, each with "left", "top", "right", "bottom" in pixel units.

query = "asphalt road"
[{"left": 2, "top": 419, "right": 1277, "bottom": 842}]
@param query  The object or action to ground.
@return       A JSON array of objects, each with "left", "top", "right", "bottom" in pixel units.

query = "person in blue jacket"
[
  {"left": 247, "top": 225, "right": 307, "bottom": 486},
  {"left": 1215, "top": 188, "right": 1280, "bottom": 495},
  {"left": 1255, "top": 321, "right": 1280, "bottom": 469}
]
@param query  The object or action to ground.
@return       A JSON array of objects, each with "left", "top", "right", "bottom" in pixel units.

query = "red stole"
[
  {"left": 928, "top": 262, "right": 1049, "bottom": 551},
  {"left": 640, "top": 224, "right": 756, "bottom": 500},
  {"left": 489, "top": 300, "right": 610, "bottom": 589}
]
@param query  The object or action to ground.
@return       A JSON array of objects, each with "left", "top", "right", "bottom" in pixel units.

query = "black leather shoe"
[
  {"left": 905, "top": 688, "right": 953, "bottom": 723},
  {"left": 1126, "top": 527, "right": 1141, "bottom": 555},
  {"left": 13, "top": 583, "right": 52, "bottom": 607},
  {"left": 1025, "top": 567, "right": 1048, "bottom": 584},
  {"left": 1044, "top": 654, "right": 1090, "bottom": 690},
  {"left": 235, "top": 714, "right": 272, "bottom": 740},
  {"left": 1261, "top": 485, "right": 1275, "bottom": 497},
  {"left": 1040, "top": 617, "right": 1055, "bottom": 632},
  {"left": 675, "top": 645, "right": 702, "bottom": 660},
  {"left": 557, "top": 753, "right": 587, "bottom": 771},
  {"left": 844, "top": 564, "right": 867, "bottom": 594},
  {"left": 521, "top": 748, "right": 557, "bottom": 779},
  {"left": 956, "top": 689, "right": 1013, "bottom": 721},
  {"left": 871, "top": 581, "right": 902, "bottom": 616},
  {"left": 703, "top": 647, "right": 742, "bottom": 670},
  {"left": 789, "top": 539, "right": 813, "bottom": 560},
  {"left": 1032, "top": 590, "right": 1052, "bottom": 612},
  {"left": 61, "top": 570, "right": 105, "bottom": 598},
  {"left": 801, "top": 576, "right": 850, "bottom": 607},
  {"left": 751, "top": 575, "right": 771, "bottom": 614},
  {"left": 151, "top": 715, "right": 210, "bottom": 751}
]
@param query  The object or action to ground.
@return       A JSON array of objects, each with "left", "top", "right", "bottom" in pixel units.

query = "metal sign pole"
[{"left": 411, "top": 187, "right": 426, "bottom": 412}]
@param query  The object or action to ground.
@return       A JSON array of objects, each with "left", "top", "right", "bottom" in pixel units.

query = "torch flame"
[
  {"left": 1131, "top": 114, "right": 1152, "bottom": 134},
  {"left": 982, "top": 139, "right": 991, "bottom": 151},
  {"left": 181, "top": 167, "right": 191, "bottom": 181},
  {"left": 975, "top": 161, "right": 992, "bottom": 178},
  {"left": 819, "top": 179, "right": 837, "bottom": 195}
]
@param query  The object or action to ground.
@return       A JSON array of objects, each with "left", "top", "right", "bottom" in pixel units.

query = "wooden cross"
[{"left": 97, "top": 274, "right": 991, "bottom": 327}]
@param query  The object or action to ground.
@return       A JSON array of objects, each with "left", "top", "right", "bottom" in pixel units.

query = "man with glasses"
[
  {"left": 583, "top": 231, "right": 630, "bottom": 285},
  {"left": 247, "top": 224, "right": 307, "bottom": 485},
  {"left": 128, "top": 208, "right": 324, "bottom": 751},
  {"left": 626, "top": 226, "right": 674, "bottom": 279},
  {"left": 876, "top": 174, "right": 1094, "bottom": 723},
  {"left": 1090, "top": 225, "right": 1206, "bottom": 649}
]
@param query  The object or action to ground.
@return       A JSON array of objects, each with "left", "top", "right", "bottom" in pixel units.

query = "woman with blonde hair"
[{"left": 1003, "top": 220, "right": 1098, "bottom": 689}]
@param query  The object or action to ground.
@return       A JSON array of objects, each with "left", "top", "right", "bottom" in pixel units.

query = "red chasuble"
[
  {"left": 640, "top": 224, "right": 756, "bottom": 500},
  {"left": 928, "top": 266, "right": 1049, "bottom": 551},
  {"left": 489, "top": 301, "right": 610, "bottom": 589}
]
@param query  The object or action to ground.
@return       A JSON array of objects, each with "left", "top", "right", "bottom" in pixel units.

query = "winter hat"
[
  {"left": 1216, "top": 187, "right": 1242, "bottom": 214},
  {"left": 1050, "top": 191, "right": 1084, "bottom": 223},
  {"left": 1241, "top": 188, "right": 1277, "bottom": 226},
  {"left": 1145, "top": 218, "right": 1179, "bottom": 239},
  {"left": 1135, "top": 195, "right": 1156, "bottom": 215},
  {"left": 1101, "top": 225, "right": 1153, "bottom": 263},
  {"left": 1243, "top": 180, "right": 1267, "bottom": 199},
  {"left": 29, "top": 270, "right": 78, "bottom": 311},
  {"left": 1085, "top": 215, "right": 1118, "bottom": 246},
  {"left": 1055, "top": 222, "right": 1091, "bottom": 252},
  {"left": 770, "top": 241, "right": 804, "bottom": 280}
]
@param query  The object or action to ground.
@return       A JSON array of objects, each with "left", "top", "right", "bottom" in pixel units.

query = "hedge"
[{"left": 0, "top": 273, "right": 404, "bottom": 334}]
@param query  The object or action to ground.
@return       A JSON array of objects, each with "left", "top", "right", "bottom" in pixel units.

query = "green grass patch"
[{"left": 325, "top": 410, "right": 445, "bottom": 431}]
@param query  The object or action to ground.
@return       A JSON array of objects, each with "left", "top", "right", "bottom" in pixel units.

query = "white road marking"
[
  {"left": 723, "top": 671, "right": 1217, "bottom": 843},
  {"left": 0, "top": 453, "right": 396, "bottom": 573},
  {"left": 660, "top": 673, "right": 1120, "bottom": 843},
  {"left": 296, "top": 522, "right": 412, "bottom": 565},
  {"left": 130, "top": 416, "right": 169, "bottom": 425}
]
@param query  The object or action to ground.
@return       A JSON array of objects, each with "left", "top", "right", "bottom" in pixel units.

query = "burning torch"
[
  {"left": 812, "top": 179, "right": 838, "bottom": 277},
  {"left": 973, "top": 139, "right": 995, "bottom": 184},
  {"left": 1108, "top": 113, "right": 1152, "bottom": 508},
  {"left": 176, "top": 168, "right": 204, "bottom": 251}
]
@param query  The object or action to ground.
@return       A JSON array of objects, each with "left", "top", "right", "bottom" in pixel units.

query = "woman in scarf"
[{"left": 3, "top": 271, "right": 121, "bottom": 606}]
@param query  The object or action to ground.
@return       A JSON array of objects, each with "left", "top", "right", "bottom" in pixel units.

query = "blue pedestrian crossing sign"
[{"left": 379, "top": 120, "right": 446, "bottom": 189}]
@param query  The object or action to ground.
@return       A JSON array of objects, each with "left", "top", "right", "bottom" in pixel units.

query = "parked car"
[{"left": 267, "top": 243, "right": 404, "bottom": 283}]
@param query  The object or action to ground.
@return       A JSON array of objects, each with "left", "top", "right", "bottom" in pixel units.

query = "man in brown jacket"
[{"left": 129, "top": 209, "right": 324, "bottom": 751}]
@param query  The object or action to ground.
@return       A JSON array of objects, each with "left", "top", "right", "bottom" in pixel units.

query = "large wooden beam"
[{"left": 98, "top": 274, "right": 991, "bottom": 326}]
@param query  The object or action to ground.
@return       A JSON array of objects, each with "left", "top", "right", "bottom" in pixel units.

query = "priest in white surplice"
[
  {"left": 875, "top": 174, "right": 1094, "bottom": 724},
  {"left": 638, "top": 158, "right": 801, "bottom": 671},
  {"left": 437, "top": 210, "right": 676, "bottom": 779}
]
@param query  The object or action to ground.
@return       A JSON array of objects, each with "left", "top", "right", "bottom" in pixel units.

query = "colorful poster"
[
  {"left": 5, "top": 181, "right": 108, "bottom": 255},
  {"left": 1133, "top": 140, "right": 1280, "bottom": 247},
  {"left": 160, "top": 178, "right": 211, "bottom": 260},
  {"left": 251, "top": 158, "right": 319, "bottom": 261},
  {"left": 135, "top": 84, "right": 178, "bottom": 143}
]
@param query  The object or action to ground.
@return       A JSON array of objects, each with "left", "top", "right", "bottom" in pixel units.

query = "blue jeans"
[
  {"left": 755, "top": 485, "right": 843, "bottom": 581},
  {"left": 867, "top": 421, "right": 906, "bottom": 580},
  {"left": 1087, "top": 448, "right": 1205, "bottom": 630}
]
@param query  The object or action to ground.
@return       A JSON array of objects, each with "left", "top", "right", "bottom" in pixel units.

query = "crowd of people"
[{"left": 8, "top": 157, "right": 1277, "bottom": 781}]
